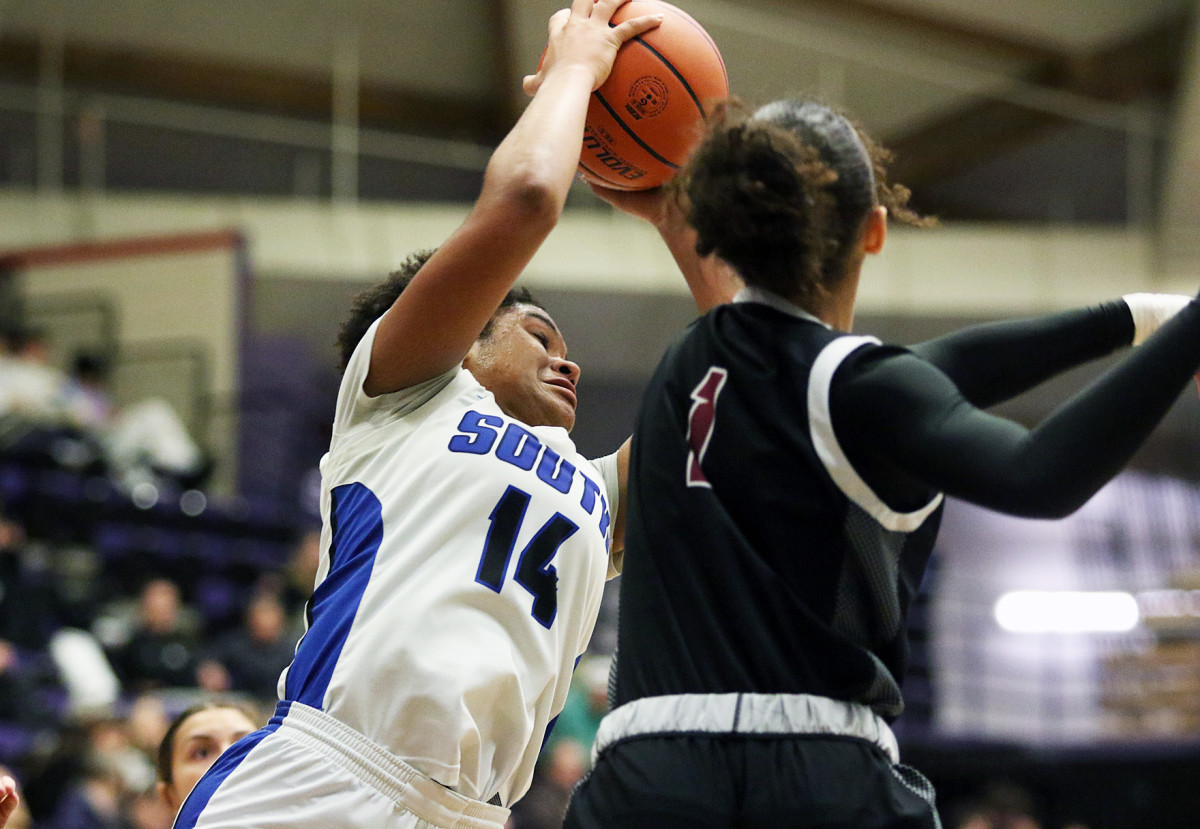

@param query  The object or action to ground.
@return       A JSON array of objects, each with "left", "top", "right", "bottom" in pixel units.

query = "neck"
[{"left": 802, "top": 267, "right": 861, "bottom": 332}]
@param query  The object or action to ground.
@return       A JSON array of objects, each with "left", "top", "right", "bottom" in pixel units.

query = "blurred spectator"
[
  {"left": 123, "top": 697, "right": 169, "bottom": 768},
  {"left": 46, "top": 751, "right": 131, "bottom": 829},
  {"left": 0, "top": 515, "right": 22, "bottom": 555},
  {"left": 1, "top": 330, "right": 210, "bottom": 493},
  {"left": 0, "top": 640, "right": 55, "bottom": 731},
  {"left": 951, "top": 781, "right": 1045, "bottom": 829},
  {"left": 508, "top": 739, "right": 587, "bottom": 829},
  {"left": 0, "top": 325, "right": 66, "bottom": 426},
  {"left": 545, "top": 655, "right": 609, "bottom": 761},
  {"left": 103, "top": 400, "right": 211, "bottom": 493},
  {"left": 280, "top": 527, "right": 320, "bottom": 623},
  {"left": 108, "top": 580, "right": 202, "bottom": 693},
  {"left": 60, "top": 351, "right": 116, "bottom": 431},
  {"left": 83, "top": 713, "right": 155, "bottom": 798},
  {"left": 196, "top": 591, "right": 295, "bottom": 702}
]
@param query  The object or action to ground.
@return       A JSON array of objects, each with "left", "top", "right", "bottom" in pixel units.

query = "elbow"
[
  {"left": 483, "top": 164, "right": 566, "bottom": 235},
  {"left": 993, "top": 480, "right": 1093, "bottom": 520}
]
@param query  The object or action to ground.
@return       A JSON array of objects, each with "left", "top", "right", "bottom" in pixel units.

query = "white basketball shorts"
[{"left": 172, "top": 701, "right": 510, "bottom": 829}]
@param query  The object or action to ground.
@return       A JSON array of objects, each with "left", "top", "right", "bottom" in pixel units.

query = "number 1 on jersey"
[
  {"left": 686, "top": 367, "right": 727, "bottom": 488},
  {"left": 477, "top": 485, "right": 578, "bottom": 629}
]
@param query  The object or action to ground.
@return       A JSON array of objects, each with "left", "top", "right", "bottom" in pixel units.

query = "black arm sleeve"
[
  {"left": 909, "top": 300, "right": 1134, "bottom": 408},
  {"left": 832, "top": 298, "right": 1200, "bottom": 518}
]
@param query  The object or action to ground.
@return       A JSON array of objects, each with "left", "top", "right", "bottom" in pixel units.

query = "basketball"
[{"left": 580, "top": 1, "right": 728, "bottom": 190}]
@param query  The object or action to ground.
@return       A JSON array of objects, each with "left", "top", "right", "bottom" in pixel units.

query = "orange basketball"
[{"left": 581, "top": 1, "right": 728, "bottom": 190}]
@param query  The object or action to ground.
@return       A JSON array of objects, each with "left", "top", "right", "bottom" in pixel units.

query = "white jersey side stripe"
[{"left": 808, "top": 336, "right": 943, "bottom": 533}]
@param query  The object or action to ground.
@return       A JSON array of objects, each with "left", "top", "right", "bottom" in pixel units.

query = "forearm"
[
  {"left": 656, "top": 217, "right": 741, "bottom": 313},
  {"left": 479, "top": 64, "right": 597, "bottom": 228},
  {"left": 910, "top": 300, "right": 1133, "bottom": 407},
  {"left": 839, "top": 299, "right": 1200, "bottom": 517}
]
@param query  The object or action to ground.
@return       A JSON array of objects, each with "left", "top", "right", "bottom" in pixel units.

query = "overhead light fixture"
[{"left": 994, "top": 591, "right": 1140, "bottom": 633}]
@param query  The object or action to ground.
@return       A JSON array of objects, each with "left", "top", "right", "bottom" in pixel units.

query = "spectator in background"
[
  {"left": 0, "top": 511, "right": 22, "bottom": 555},
  {"left": 109, "top": 579, "right": 202, "bottom": 693},
  {"left": 58, "top": 347, "right": 211, "bottom": 492},
  {"left": 508, "top": 740, "right": 588, "bottom": 829},
  {"left": 278, "top": 526, "right": 319, "bottom": 625},
  {"left": 46, "top": 750, "right": 130, "bottom": 829},
  {"left": 196, "top": 591, "right": 296, "bottom": 703},
  {"left": 544, "top": 655, "right": 609, "bottom": 761},
  {"left": 61, "top": 350, "right": 116, "bottom": 431},
  {"left": 0, "top": 325, "right": 65, "bottom": 426},
  {"left": 951, "top": 782, "right": 1043, "bottom": 829}
]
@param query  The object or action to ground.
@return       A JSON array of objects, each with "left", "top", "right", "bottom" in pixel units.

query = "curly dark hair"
[
  {"left": 673, "top": 98, "right": 934, "bottom": 309},
  {"left": 336, "top": 248, "right": 544, "bottom": 371}
]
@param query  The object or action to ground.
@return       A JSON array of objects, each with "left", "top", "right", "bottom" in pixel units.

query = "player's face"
[
  {"left": 465, "top": 305, "right": 581, "bottom": 431},
  {"left": 158, "top": 707, "right": 256, "bottom": 813}
]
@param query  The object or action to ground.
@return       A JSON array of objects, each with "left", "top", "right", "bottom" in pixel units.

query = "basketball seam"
[
  {"left": 643, "top": 1, "right": 729, "bottom": 88},
  {"left": 629, "top": 35, "right": 709, "bottom": 120},
  {"left": 578, "top": 156, "right": 643, "bottom": 190},
  {"left": 591, "top": 90, "right": 680, "bottom": 170}
]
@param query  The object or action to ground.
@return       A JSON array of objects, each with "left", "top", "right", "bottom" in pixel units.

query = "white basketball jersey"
[{"left": 277, "top": 319, "right": 617, "bottom": 806}]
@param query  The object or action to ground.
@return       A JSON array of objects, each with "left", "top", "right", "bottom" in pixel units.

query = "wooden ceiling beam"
[
  {"left": 776, "top": 0, "right": 1062, "bottom": 64},
  {"left": 885, "top": 12, "right": 1191, "bottom": 188}
]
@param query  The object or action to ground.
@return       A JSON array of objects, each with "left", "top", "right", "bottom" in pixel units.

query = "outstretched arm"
[
  {"left": 834, "top": 296, "right": 1200, "bottom": 518},
  {"left": 909, "top": 301, "right": 1132, "bottom": 408},
  {"left": 364, "top": 0, "right": 664, "bottom": 395},
  {"left": 911, "top": 294, "right": 1191, "bottom": 409}
]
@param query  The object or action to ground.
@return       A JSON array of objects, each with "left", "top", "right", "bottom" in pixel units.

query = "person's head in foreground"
[{"left": 156, "top": 700, "right": 260, "bottom": 813}]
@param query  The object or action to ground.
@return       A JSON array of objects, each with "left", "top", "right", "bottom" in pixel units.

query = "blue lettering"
[
  {"left": 448, "top": 411, "right": 504, "bottom": 455},
  {"left": 597, "top": 493, "right": 611, "bottom": 538},
  {"left": 449, "top": 412, "right": 610, "bottom": 540},
  {"left": 496, "top": 423, "right": 541, "bottom": 471},
  {"left": 579, "top": 475, "right": 601, "bottom": 513},
  {"left": 536, "top": 447, "right": 576, "bottom": 494}
]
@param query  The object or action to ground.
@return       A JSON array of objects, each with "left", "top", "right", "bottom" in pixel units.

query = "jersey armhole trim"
[{"left": 808, "top": 335, "right": 943, "bottom": 533}]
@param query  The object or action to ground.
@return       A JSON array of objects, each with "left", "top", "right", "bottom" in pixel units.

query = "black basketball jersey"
[{"left": 615, "top": 296, "right": 943, "bottom": 720}]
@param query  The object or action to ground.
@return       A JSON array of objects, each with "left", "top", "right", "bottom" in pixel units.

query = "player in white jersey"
[{"left": 170, "top": 3, "right": 736, "bottom": 828}]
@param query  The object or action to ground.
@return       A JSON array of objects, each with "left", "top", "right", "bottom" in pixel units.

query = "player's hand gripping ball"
[{"left": 580, "top": 0, "right": 728, "bottom": 190}]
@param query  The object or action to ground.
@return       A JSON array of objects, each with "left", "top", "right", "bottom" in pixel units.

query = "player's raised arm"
[
  {"left": 909, "top": 293, "right": 1192, "bottom": 409},
  {"left": 363, "top": 0, "right": 663, "bottom": 396}
]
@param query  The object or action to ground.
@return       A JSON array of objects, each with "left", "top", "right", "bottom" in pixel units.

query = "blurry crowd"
[
  {"left": 0, "top": 323, "right": 210, "bottom": 495},
  {"left": 0, "top": 498, "right": 315, "bottom": 827}
]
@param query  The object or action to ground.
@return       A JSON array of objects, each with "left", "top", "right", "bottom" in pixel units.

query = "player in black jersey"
[{"left": 564, "top": 98, "right": 1200, "bottom": 828}]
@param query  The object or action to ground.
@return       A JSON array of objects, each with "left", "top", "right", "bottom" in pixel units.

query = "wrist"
[{"left": 1122, "top": 293, "right": 1192, "bottom": 345}]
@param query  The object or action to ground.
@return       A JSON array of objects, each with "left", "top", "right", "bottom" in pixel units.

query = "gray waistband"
[{"left": 593, "top": 693, "right": 900, "bottom": 763}]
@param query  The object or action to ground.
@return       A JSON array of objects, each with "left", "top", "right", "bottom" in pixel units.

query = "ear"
[
  {"left": 862, "top": 206, "right": 887, "bottom": 255},
  {"left": 462, "top": 340, "right": 483, "bottom": 371},
  {"left": 157, "top": 781, "right": 176, "bottom": 811}
]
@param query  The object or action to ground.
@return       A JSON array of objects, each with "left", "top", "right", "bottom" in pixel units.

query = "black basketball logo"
[{"left": 623, "top": 76, "right": 670, "bottom": 121}]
